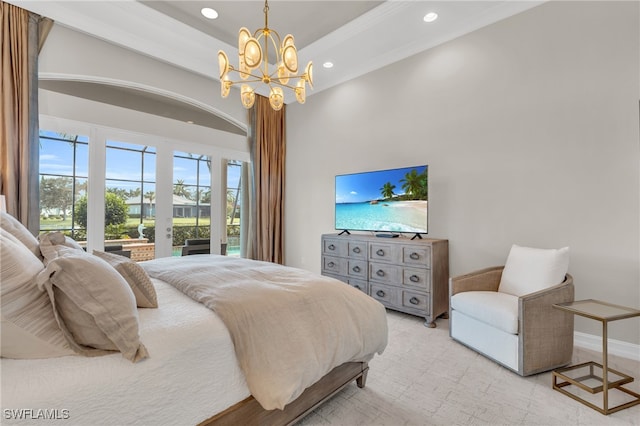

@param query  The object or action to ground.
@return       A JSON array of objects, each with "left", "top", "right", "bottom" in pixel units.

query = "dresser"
[{"left": 321, "top": 233, "right": 449, "bottom": 327}]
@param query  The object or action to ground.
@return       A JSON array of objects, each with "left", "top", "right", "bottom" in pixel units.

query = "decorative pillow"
[
  {"left": 0, "top": 211, "right": 42, "bottom": 260},
  {"left": 93, "top": 250, "right": 158, "bottom": 308},
  {"left": 0, "top": 228, "right": 75, "bottom": 359},
  {"left": 498, "top": 244, "right": 570, "bottom": 297},
  {"left": 36, "top": 250, "right": 149, "bottom": 363},
  {"left": 39, "top": 232, "right": 83, "bottom": 264}
]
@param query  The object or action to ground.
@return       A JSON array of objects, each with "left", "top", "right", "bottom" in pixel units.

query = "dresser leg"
[{"left": 424, "top": 319, "right": 436, "bottom": 328}]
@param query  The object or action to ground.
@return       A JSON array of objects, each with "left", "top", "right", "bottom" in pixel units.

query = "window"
[
  {"left": 38, "top": 121, "right": 248, "bottom": 260},
  {"left": 226, "top": 160, "right": 242, "bottom": 256},
  {"left": 172, "top": 152, "right": 211, "bottom": 255},
  {"left": 105, "top": 140, "right": 156, "bottom": 239},
  {"left": 39, "top": 131, "right": 89, "bottom": 241}
]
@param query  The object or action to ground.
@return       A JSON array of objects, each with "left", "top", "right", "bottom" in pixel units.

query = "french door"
[{"left": 38, "top": 118, "right": 244, "bottom": 260}]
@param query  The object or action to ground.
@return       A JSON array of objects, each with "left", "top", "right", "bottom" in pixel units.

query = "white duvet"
[
  {"left": 0, "top": 279, "right": 250, "bottom": 426},
  {"left": 141, "top": 255, "right": 389, "bottom": 411}
]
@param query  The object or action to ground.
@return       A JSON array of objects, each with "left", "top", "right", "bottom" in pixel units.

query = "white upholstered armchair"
[{"left": 449, "top": 245, "right": 575, "bottom": 376}]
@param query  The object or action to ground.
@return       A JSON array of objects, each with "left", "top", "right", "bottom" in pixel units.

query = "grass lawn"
[{"left": 41, "top": 217, "right": 216, "bottom": 230}]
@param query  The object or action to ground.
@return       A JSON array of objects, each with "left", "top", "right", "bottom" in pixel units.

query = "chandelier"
[{"left": 217, "top": 0, "right": 313, "bottom": 111}]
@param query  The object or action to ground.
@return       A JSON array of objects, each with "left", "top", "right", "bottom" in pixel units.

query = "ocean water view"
[{"left": 335, "top": 200, "right": 428, "bottom": 233}]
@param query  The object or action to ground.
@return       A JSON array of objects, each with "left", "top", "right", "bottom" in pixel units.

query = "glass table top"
[{"left": 554, "top": 299, "right": 640, "bottom": 321}]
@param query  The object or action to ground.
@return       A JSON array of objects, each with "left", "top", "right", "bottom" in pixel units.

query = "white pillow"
[
  {"left": 36, "top": 250, "right": 149, "bottom": 363},
  {"left": 0, "top": 212, "right": 41, "bottom": 260},
  {"left": 0, "top": 228, "right": 75, "bottom": 359},
  {"left": 498, "top": 244, "right": 569, "bottom": 297},
  {"left": 39, "top": 231, "right": 84, "bottom": 265}
]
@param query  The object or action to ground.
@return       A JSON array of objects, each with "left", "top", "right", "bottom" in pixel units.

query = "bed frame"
[{"left": 199, "top": 361, "right": 368, "bottom": 426}]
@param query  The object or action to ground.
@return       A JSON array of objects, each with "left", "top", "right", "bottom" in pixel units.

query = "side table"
[{"left": 552, "top": 299, "right": 640, "bottom": 415}]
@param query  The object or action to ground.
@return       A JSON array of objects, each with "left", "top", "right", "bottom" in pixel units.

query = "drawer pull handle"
[
  {"left": 353, "top": 247, "right": 361, "bottom": 254},
  {"left": 376, "top": 290, "right": 386, "bottom": 298},
  {"left": 409, "top": 275, "right": 420, "bottom": 283},
  {"left": 410, "top": 252, "right": 420, "bottom": 260},
  {"left": 376, "top": 249, "right": 385, "bottom": 256},
  {"left": 328, "top": 244, "right": 335, "bottom": 250},
  {"left": 352, "top": 266, "right": 361, "bottom": 273},
  {"left": 327, "top": 261, "right": 335, "bottom": 268},
  {"left": 376, "top": 269, "right": 385, "bottom": 277},
  {"left": 409, "top": 296, "right": 420, "bottom": 305}
]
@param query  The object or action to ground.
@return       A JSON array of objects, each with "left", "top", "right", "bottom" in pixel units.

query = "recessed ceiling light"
[
  {"left": 186, "top": 120, "right": 195, "bottom": 124},
  {"left": 201, "top": 7, "right": 218, "bottom": 20},
  {"left": 423, "top": 12, "right": 438, "bottom": 23},
  {"left": 323, "top": 62, "right": 334, "bottom": 69}
]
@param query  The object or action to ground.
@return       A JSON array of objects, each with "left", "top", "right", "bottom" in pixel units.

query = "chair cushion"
[
  {"left": 450, "top": 291, "right": 519, "bottom": 334},
  {"left": 498, "top": 244, "right": 569, "bottom": 296}
]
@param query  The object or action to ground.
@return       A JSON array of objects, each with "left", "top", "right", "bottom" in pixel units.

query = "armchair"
[{"left": 449, "top": 246, "right": 575, "bottom": 376}]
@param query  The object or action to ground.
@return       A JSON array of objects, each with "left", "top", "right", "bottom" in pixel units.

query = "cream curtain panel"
[
  {"left": 0, "top": 2, "right": 51, "bottom": 234},
  {"left": 246, "top": 95, "right": 286, "bottom": 264}
]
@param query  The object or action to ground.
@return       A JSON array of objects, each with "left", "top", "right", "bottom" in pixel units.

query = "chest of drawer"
[
  {"left": 369, "top": 262, "right": 401, "bottom": 284},
  {"left": 403, "top": 267, "right": 431, "bottom": 291},
  {"left": 402, "top": 290, "right": 430, "bottom": 314},
  {"left": 322, "top": 255, "right": 347, "bottom": 276},
  {"left": 347, "top": 259, "right": 367, "bottom": 279},
  {"left": 370, "top": 283, "right": 399, "bottom": 307},
  {"left": 323, "top": 238, "right": 347, "bottom": 257},
  {"left": 368, "top": 242, "right": 399, "bottom": 263},
  {"left": 401, "top": 245, "right": 431, "bottom": 268},
  {"left": 347, "top": 241, "right": 367, "bottom": 259}
]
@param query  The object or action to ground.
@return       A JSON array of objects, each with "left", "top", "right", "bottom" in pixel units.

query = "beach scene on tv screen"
[{"left": 335, "top": 165, "right": 428, "bottom": 233}]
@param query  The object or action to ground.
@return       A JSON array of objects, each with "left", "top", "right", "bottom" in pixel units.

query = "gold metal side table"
[{"left": 552, "top": 299, "right": 640, "bottom": 415}]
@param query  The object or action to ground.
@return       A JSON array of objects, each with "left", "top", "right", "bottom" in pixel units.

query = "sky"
[
  {"left": 335, "top": 165, "right": 427, "bottom": 204},
  {"left": 39, "top": 131, "right": 242, "bottom": 191}
]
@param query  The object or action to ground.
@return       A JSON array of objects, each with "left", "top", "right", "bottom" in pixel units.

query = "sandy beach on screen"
[{"left": 382, "top": 200, "right": 428, "bottom": 211}]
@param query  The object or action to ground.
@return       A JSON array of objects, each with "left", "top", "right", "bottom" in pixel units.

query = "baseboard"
[{"left": 574, "top": 331, "right": 640, "bottom": 362}]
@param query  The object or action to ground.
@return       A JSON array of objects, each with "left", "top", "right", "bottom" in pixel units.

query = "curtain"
[
  {"left": 0, "top": 2, "right": 51, "bottom": 234},
  {"left": 246, "top": 95, "right": 286, "bottom": 264},
  {"left": 239, "top": 160, "right": 253, "bottom": 258}
]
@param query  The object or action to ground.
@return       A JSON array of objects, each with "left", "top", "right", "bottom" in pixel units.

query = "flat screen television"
[{"left": 335, "top": 165, "right": 428, "bottom": 237}]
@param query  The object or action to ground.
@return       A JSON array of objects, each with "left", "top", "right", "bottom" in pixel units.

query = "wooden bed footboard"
[{"left": 199, "top": 361, "right": 369, "bottom": 426}]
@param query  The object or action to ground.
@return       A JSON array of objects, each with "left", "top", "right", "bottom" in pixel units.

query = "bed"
[{"left": 0, "top": 212, "right": 388, "bottom": 425}]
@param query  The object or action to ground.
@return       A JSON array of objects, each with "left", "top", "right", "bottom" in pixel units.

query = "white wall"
[
  {"left": 286, "top": 1, "right": 640, "bottom": 345},
  {"left": 38, "top": 24, "right": 249, "bottom": 149}
]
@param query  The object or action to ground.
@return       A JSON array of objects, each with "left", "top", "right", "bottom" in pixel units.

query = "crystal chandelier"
[{"left": 217, "top": 0, "right": 313, "bottom": 111}]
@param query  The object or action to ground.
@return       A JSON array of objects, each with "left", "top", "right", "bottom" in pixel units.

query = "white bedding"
[
  {"left": 0, "top": 279, "right": 251, "bottom": 426},
  {"left": 142, "top": 255, "right": 389, "bottom": 411}
]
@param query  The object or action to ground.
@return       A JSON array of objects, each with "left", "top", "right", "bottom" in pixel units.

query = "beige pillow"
[
  {"left": 93, "top": 250, "right": 158, "bottom": 308},
  {"left": 0, "top": 228, "right": 75, "bottom": 359},
  {"left": 36, "top": 250, "right": 149, "bottom": 363},
  {"left": 0, "top": 211, "right": 42, "bottom": 260}
]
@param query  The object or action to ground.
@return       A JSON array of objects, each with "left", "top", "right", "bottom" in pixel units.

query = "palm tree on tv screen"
[
  {"left": 380, "top": 182, "right": 396, "bottom": 200},
  {"left": 400, "top": 169, "right": 428, "bottom": 200}
]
